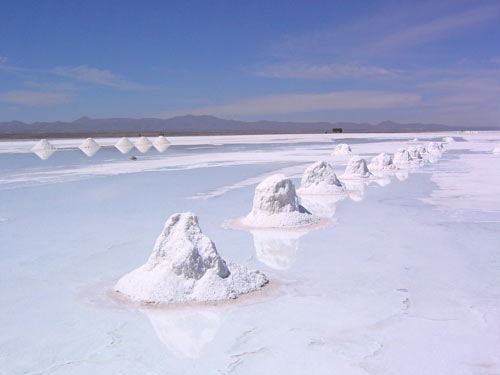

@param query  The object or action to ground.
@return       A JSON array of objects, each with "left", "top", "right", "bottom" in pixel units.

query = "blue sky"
[{"left": 1, "top": 0, "right": 499, "bottom": 126}]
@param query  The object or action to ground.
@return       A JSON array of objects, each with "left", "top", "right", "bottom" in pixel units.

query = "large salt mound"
[
  {"left": 297, "top": 161, "right": 345, "bottom": 194},
  {"left": 341, "top": 156, "right": 373, "bottom": 179},
  {"left": 331, "top": 143, "right": 352, "bottom": 155},
  {"left": 115, "top": 137, "right": 134, "bottom": 154},
  {"left": 153, "top": 136, "right": 171, "bottom": 153},
  {"left": 135, "top": 136, "right": 153, "bottom": 153},
  {"left": 368, "top": 153, "right": 394, "bottom": 171},
  {"left": 79, "top": 138, "right": 101, "bottom": 157},
  {"left": 241, "top": 174, "right": 320, "bottom": 229},
  {"left": 31, "top": 139, "right": 56, "bottom": 160},
  {"left": 115, "top": 212, "right": 268, "bottom": 304},
  {"left": 493, "top": 145, "right": 500, "bottom": 154}
]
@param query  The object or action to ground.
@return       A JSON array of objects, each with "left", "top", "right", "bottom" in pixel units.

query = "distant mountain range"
[{"left": 0, "top": 115, "right": 495, "bottom": 138}]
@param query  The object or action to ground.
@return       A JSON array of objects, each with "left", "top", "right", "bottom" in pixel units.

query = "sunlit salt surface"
[{"left": 1, "top": 131, "right": 500, "bottom": 374}]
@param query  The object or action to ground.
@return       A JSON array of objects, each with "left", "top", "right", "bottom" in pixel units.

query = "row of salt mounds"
[
  {"left": 153, "top": 136, "right": 171, "bottom": 153},
  {"left": 241, "top": 174, "right": 320, "bottom": 229},
  {"left": 115, "top": 212, "right": 268, "bottom": 304},
  {"left": 297, "top": 161, "right": 345, "bottom": 195},
  {"left": 331, "top": 143, "right": 352, "bottom": 156},
  {"left": 135, "top": 136, "right": 154, "bottom": 153},
  {"left": 340, "top": 156, "right": 373, "bottom": 179},
  {"left": 115, "top": 137, "right": 135, "bottom": 154},
  {"left": 79, "top": 138, "right": 101, "bottom": 157},
  {"left": 31, "top": 139, "right": 56, "bottom": 160}
]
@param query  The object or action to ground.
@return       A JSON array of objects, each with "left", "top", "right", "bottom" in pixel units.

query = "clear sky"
[{"left": 1, "top": 0, "right": 499, "bottom": 126}]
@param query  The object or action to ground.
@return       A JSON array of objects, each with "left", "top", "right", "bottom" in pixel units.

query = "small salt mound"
[
  {"left": 442, "top": 136, "right": 455, "bottom": 143},
  {"left": 341, "top": 156, "right": 373, "bottom": 179},
  {"left": 368, "top": 153, "right": 394, "bottom": 171},
  {"left": 409, "top": 137, "right": 419, "bottom": 142},
  {"left": 407, "top": 146, "right": 423, "bottom": 161},
  {"left": 115, "top": 212, "right": 268, "bottom": 304},
  {"left": 393, "top": 149, "right": 415, "bottom": 168},
  {"left": 31, "top": 139, "right": 56, "bottom": 160},
  {"left": 331, "top": 143, "right": 352, "bottom": 155},
  {"left": 427, "top": 142, "right": 444, "bottom": 154},
  {"left": 297, "top": 161, "right": 345, "bottom": 195},
  {"left": 492, "top": 145, "right": 500, "bottom": 154},
  {"left": 79, "top": 138, "right": 101, "bottom": 157},
  {"left": 241, "top": 174, "right": 320, "bottom": 229},
  {"left": 153, "top": 136, "right": 171, "bottom": 153},
  {"left": 115, "top": 137, "right": 134, "bottom": 154},
  {"left": 135, "top": 136, "right": 153, "bottom": 153}
]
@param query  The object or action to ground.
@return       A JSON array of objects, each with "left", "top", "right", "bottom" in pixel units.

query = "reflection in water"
[
  {"left": 395, "top": 170, "right": 409, "bottom": 181},
  {"left": 299, "top": 194, "right": 347, "bottom": 218},
  {"left": 343, "top": 180, "right": 368, "bottom": 202},
  {"left": 141, "top": 307, "right": 221, "bottom": 359},
  {"left": 251, "top": 230, "right": 307, "bottom": 270},
  {"left": 372, "top": 174, "right": 392, "bottom": 187}
]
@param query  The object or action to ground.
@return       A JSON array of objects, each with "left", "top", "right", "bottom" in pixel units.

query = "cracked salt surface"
[{"left": 1, "top": 132, "right": 500, "bottom": 374}]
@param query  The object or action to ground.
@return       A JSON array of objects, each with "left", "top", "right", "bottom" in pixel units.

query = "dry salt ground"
[{"left": 2, "top": 131, "right": 500, "bottom": 374}]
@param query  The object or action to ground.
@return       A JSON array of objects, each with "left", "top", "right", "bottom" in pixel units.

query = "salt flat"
[{"left": 0, "top": 132, "right": 499, "bottom": 374}]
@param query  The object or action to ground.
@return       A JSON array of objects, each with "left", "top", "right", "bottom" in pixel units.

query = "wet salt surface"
[{"left": 1, "top": 132, "right": 500, "bottom": 374}]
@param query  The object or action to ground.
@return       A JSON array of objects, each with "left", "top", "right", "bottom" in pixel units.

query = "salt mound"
[
  {"left": 135, "top": 136, "right": 153, "bottom": 153},
  {"left": 407, "top": 146, "right": 423, "bottom": 161},
  {"left": 493, "top": 145, "right": 500, "bottom": 154},
  {"left": 115, "top": 137, "right": 134, "bottom": 154},
  {"left": 153, "top": 136, "right": 171, "bottom": 153},
  {"left": 241, "top": 174, "right": 320, "bottom": 228},
  {"left": 409, "top": 137, "right": 419, "bottom": 142},
  {"left": 393, "top": 149, "right": 415, "bottom": 168},
  {"left": 368, "top": 153, "right": 394, "bottom": 171},
  {"left": 427, "top": 142, "right": 444, "bottom": 154},
  {"left": 115, "top": 212, "right": 268, "bottom": 304},
  {"left": 443, "top": 136, "right": 455, "bottom": 143},
  {"left": 31, "top": 139, "right": 56, "bottom": 160},
  {"left": 297, "top": 161, "right": 345, "bottom": 194},
  {"left": 79, "top": 138, "right": 101, "bottom": 157},
  {"left": 341, "top": 156, "right": 373, "bottom": 179},
  {"left": 332, "top": 143, "right": 352, "bottom": 155}
]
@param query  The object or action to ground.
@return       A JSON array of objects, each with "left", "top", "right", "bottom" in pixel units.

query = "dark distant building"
[{"left": 332, "top": 128, "right": 343, "bottom": 133}]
